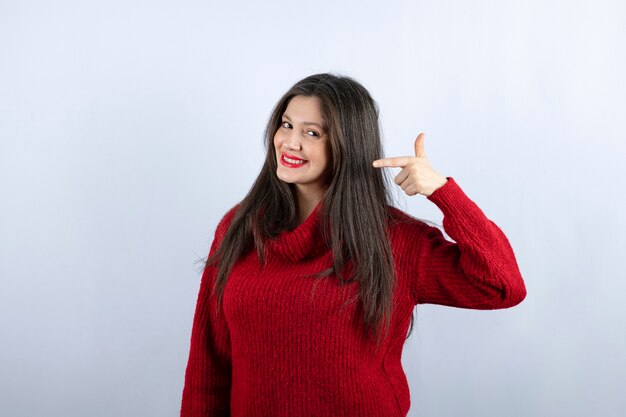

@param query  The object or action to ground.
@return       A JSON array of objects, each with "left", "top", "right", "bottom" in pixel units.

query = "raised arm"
[
  {"left": 408, "top": 177, "right": 527, "bottom": 309},
  {"left": 373, "top": 133, "right": 526, "bottom": 309}
]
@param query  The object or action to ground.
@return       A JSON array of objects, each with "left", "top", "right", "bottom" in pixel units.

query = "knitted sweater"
[{"left": 180, "top": 176, "right": 526, "bottom": 417}]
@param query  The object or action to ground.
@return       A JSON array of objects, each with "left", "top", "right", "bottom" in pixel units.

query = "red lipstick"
[{"left": 280, "top": 152, "right": 308, "bottom": 168}]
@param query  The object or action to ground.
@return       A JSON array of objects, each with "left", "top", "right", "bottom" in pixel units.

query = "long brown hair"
[{"left": 202, "top": 73, "right": 415, "bottom": 348}]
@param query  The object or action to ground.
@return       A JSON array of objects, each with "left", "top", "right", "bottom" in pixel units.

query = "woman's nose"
[{"left": 285, "top": 131, "right": 301, "bottom": 150}]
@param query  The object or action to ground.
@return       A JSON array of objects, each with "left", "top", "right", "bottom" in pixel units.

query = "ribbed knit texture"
[{"left": 180, "top": 177, "right": 527, "bottom": 417}]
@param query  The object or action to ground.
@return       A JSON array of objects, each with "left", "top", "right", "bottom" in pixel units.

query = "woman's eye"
[{"left": 280, "top": 121, "right": 319, "bottom": 138}]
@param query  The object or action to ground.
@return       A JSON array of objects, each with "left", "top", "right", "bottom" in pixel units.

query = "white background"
[{"left": 1, "top": 0, "right": 624, "bottom": 416}]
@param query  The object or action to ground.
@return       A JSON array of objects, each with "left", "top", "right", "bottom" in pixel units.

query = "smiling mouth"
[
  {"left": 283, "top": 155, "right": 307, "bottom": 164},
  {"left": 280, "top": 154, "right": 308, "bottom": 167}
]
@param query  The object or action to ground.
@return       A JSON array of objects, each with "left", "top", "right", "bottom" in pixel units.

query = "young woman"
[{"left": 180, "top": 73, "right": 527, "bottom": 417}]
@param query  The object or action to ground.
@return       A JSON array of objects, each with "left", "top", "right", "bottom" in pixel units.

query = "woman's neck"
[{"left": 294, "top": 185, "right": 326, "bottom": 227}]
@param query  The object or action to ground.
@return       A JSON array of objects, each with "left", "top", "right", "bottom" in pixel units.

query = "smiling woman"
[{"left": 180, "top": 73, "right": 527, "bottom": 417}]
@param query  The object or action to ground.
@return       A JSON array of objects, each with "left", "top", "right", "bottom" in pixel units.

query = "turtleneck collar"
[{"left": 265, "top": 200, "right": 328, "bottom": 263}]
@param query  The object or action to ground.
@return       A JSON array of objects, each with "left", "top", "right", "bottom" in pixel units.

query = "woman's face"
[{"left": 273, "top": 95, "right": 332, "bottom": 193}]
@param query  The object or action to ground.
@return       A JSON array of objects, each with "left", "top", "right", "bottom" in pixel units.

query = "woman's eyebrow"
[{"left": 282, "top": 113, "right": 324, "bottom": 129}]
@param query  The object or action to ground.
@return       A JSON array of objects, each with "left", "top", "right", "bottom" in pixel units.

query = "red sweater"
[{"left": 180, "top": 177, "right": 526, "bottom": 416}]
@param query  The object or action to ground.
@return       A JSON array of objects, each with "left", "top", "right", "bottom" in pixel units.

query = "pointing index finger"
[{"left": 372, "top": 156, "right": 411, "bottom": 168}]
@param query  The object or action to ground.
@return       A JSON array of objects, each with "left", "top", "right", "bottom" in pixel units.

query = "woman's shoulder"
[
  {"left": 213, "top": 202, "right": 243, "bottom": 239},
  {"left": 222, "top": 202, "right": 242, "bottom": 223},
  {"left": 384, "top": 205, "right": 442, "bottom": 233}
]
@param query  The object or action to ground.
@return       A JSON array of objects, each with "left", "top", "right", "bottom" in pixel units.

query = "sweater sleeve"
[
  {"left": 409, "top": 177, "right": 527, "bottom": 309},
  {"left": 180, "top": 205, "right": 239, "bottom": 416}
]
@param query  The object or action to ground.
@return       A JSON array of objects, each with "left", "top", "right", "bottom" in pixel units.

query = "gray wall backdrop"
[{"left": 1, "top": 0, "right": 624, "bottom": 416}]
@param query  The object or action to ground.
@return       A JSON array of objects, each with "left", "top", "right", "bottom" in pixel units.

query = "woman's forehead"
[{"left": 284, "top": 96, "right": 325, "bottom": 125}]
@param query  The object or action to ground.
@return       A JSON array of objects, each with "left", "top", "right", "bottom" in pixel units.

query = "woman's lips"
[{"left": 280, "top": 153, "right": 308, "bottom": 168}]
